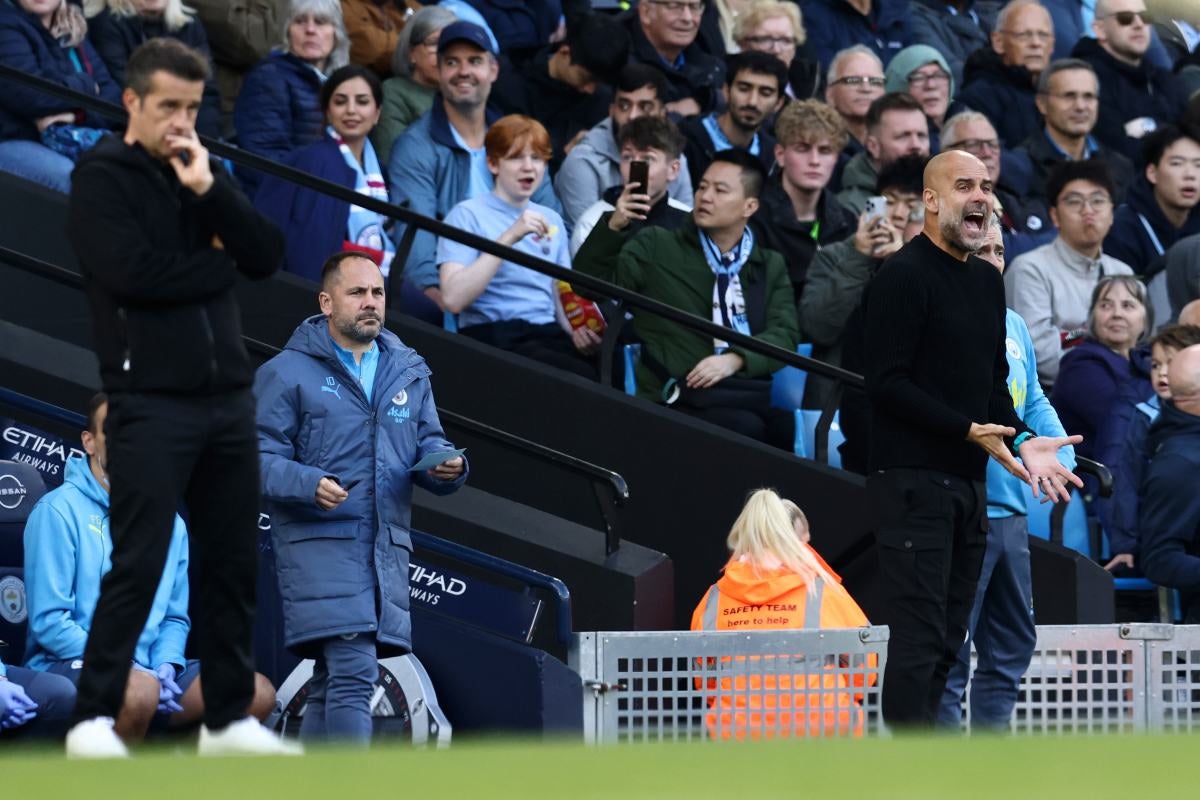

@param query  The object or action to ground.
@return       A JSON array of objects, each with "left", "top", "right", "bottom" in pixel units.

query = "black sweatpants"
[
  {"left": 72, "top": 390, "right": 259, "bottom": 730},
  {"left": 868, "top": 467, "right": 987, "bottom": 728}
]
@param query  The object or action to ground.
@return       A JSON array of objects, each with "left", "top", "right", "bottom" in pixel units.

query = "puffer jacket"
[
  {"left": 254, "top": 316, "right": 467, "bottom": 655},
  {"left": 233, "top": 49, "right": 325, "bottom": 196}
]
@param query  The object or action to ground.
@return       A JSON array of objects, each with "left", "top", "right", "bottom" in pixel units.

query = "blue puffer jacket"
[
  {"left": 233, "top": 50, "right": 325, "bottom": 197},
  {"left": 254, "top": 316, "right": 467, "bottom": 656},
  {"left": 798, "top": 0, "right": 910, "bottom": 72},
  {"left": 23, "top": 455, "right": 189, "bottom": 672},
  {"left": 387, "top": 99, "right": 561, "bottom": 290},
  {"left": 0, "top": 0, "right": 121, "bottom": 142}
]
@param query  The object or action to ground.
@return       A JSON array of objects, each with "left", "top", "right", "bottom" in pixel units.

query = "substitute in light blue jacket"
[
  {"left": 255, "top": 254, "right": 467, "bottom": 744},
  {"left": 939, "top": 227, "right": 1076, "bottom": 730},
  {"left": 23, "top": 455, "right": 189, "bottom": 675}
]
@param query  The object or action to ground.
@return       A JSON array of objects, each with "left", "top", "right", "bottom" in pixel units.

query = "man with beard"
[
  {"left": 863, "top": 150, "right": 1082, "bottom": 728},
  {"left": 678, "top": 51, "right": 786, "bottom": 186},
  {"left": 388, "top": 21, "right": 560, "bottom": 314},
  {"left": 253, "top": 252, "right": 467, "bottom": 744}
]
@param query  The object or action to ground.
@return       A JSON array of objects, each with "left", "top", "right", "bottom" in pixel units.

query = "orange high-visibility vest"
[{"left": 689, "top": 558, "right": 877, "bottom": 739}]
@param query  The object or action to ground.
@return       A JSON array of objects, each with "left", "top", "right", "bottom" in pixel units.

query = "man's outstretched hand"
[{"left": 1018, "top": 434, "right": 1084, "bottom": 503}]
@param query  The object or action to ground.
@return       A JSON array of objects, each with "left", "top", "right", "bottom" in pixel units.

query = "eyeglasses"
[
  {"left": 1099, "top": 9, "right": 1152, "bottom": 26},
  {"left": 830, "top": 75, "right": 886, "bottom": 88},
  {"left": 648, "top": 0, "right": 705, "bottom": 15},
  {"left": 907, "top": 69, "right": 949, "bottom": 88},
  {"left": 944, "top": 138, "right": 1001, "bottom": 154},
  {"left": 1058, "top": 193, "right": 1112, "bottom": 213},
  {"left": 742, "top": 35, "right": 798, "bottom": 50},
  {"left": 1041, "top": 91, "right": 1099, "bottom": 104},
  {"left": 1003, "top": 29, "right": 1053, "bottom": 42}
]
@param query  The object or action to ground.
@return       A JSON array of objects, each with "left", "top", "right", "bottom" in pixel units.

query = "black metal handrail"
[{"left": 0, "top": 244, "right": 630, "bottom": 553}]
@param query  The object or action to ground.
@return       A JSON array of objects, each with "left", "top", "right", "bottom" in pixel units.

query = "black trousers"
[
  {"left": 72, "top": 390, "right": 259, "bottom": 730},
  {"left": 868, "top": 467, "right": 987, "bottom": 728}
]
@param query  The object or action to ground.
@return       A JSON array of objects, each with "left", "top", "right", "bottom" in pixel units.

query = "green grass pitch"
[{"left": 1, "top": 733, "right": 1194, "bottom": 799}]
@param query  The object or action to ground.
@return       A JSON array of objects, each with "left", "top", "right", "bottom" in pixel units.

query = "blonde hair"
[
  {"left": 84, "top": 0, "right": 195, "bottom": 32},
  {"left": 733, "top": 0, "right": 806, "bottom": 47},
  {"left": 774, "top": 98, "right": 849, "bottom": 152},
  {"left": 727, "top": 489, "right": 834, "bottom": 592}
]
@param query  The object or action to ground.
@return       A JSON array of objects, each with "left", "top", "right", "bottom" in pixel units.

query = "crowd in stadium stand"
[{"left": 5, "top": 0, "right": 1200, "bottom": 737}]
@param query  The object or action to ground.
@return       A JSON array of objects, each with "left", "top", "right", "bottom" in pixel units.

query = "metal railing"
[
  {"left": 0, "top": 244, "right": 630, "bottom": 554},
  {"left": 0, "top": 62, "right": 862, "bottom": 462}
]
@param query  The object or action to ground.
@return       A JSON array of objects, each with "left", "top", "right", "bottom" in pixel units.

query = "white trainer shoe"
[
  {"left": 65, "top": 717, "right": 130, "bottom": 759},
  {"left": 198, "top": 717, "right": 304, "bottom": 757}
]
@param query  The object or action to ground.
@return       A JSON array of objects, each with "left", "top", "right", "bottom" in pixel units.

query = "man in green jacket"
[{"left": 575, "top": 149, "right": 799, "bottom": 448}]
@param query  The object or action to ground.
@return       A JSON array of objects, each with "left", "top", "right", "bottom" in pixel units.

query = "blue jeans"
[
  {"left": 0, "top": 666, "right": 76, "bottom": 739},
  {"left": 938, "top": 514, "right": 1038, "bottom": 729},
  {"left": 0, "top": 139, "right": 74, "bottom": 194},
  {"left": 299, "top": 634, "right": 377, "bottom": 745}
]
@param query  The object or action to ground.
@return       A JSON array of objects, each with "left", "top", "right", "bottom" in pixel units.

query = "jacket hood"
[
  {"left": 717, "top": 559, "right": 811, "bottom": 605},
  {"left": 1146, "top": 399, "right": 1200, "bottom": 454},
  {"left": 962, "top": 46, "right": 1032, "bottom": 89},
  {"left": 62, "top": 454, "right": 110, "bottom": 510},
  {"left": 285, "top": 314, "right": 425, "bottom": 373}
]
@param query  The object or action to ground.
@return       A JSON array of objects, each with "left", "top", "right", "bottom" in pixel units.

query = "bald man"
[
  {"left": 863, "top": 150, "right": 1082, "bottom": 728},
  {"left": 1140, "top": 344, "right": 1200, "bottom": 621},
  {"left": 1180, "top": 300, "right": 1200, "bottom": 328}
]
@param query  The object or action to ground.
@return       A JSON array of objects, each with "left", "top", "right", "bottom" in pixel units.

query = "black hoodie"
[
  {"left": 1139, "top": 400, "right": 1200, "bottom": 611},
  {"left": 1071, "top": 37, "right": 1188, "bottom": 163},
  {"left": 68, "top": 135, "right": 284, "bottom": 396}
]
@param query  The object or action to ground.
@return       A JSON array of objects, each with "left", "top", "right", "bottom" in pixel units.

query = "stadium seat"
[
  {"left": 622, "top": 344, "right": 641, "bottom": 398},
  {"left": 0, "top": 460, "right": 44, "bottom": 668},
  {"left": 797, "top": 409, "right": 845, "bottom": 469},
  {"left": 444, "top": 311, "right": 459, "bottom": 333},
  {"left": 1026, "top": 486, "right": 1091, "bottom": 556},
  {"left": 770, "top": 343, "right": 813, "bottom": 411}
]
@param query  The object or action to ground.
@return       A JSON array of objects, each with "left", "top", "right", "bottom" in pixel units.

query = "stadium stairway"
[{"left": 0, "top": 170, "right": 1115, "bottom": 627}]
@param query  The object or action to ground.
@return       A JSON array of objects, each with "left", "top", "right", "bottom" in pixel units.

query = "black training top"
[{"left": 863, "top": 233, "right": 1031, "bottom": 481}]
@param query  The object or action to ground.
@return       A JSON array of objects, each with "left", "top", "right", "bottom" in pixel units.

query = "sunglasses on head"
[{"left": 1104, "top": 10, "right": 1152, "bottom": 26}]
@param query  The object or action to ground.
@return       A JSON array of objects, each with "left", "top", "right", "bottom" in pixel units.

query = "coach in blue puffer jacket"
[{"left": 254, "top": 253, "right": 466, "bottom": 743}]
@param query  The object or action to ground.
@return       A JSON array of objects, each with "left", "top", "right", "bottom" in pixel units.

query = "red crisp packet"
[{"left": 557, "top": 281, "right": 606, "bottom": 334}]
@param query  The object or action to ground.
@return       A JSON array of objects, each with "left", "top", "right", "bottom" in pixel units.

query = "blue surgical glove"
[
  {"left": 0, "top": 679, "right": 38, "bottom": 730},
  {"left": 155, "top": 663, "right": 184, "bottom": 715}
]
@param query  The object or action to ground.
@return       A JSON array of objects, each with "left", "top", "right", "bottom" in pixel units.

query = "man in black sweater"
[
  {"left": 863, "top": 150, "right": 1082, "bottom": 727},
  {"left": 64, "top": 40, "right": 296, "bottom": 758}
]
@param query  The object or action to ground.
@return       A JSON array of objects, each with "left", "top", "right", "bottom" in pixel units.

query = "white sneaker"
[
  {"left": 65, "top": 717, "right": 130, "bottom": 759},
  {"left": 198, "top": 717, "right": 304, "bottom": 757}
]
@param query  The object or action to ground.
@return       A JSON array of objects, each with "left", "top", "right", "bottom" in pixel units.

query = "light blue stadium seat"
[
  {"left": 770, "top": 343, "right": 813, "bottom": 411},
  {"left": 622, "top": 344, "right": 642, "bottom": 397},
  {"left": 443, "top": 312, "right": 458, "bottom": 333},
  {"left": 1026, "top": 487, "right": 1091, "bottom": 556},
  {"left": 797, "top": 409, "right": 845, "bottom": 468}
]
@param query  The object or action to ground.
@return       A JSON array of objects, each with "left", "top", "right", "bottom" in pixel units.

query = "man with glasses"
[
  {"left": 838, "top": 92, "right": 930, "bottom": 214},
  {"left": 910, "top": 0, "right": 997, "bottom": 85},
  {"left": 884, "top": 45, "right": 955, "bottom": 134},
  {"left": 798, "top": 0, "right": 910, "bottom": 75},
  {"left": 622, "top": 0, "right": 725, "bottom": 118},
  {"left": 952, "top": 0, "right": 1054, "bottom": 150},
  {"left": 1021, "top": 58, "right": 1134, "bottom": 206},
  {"left": 1071, "top": 0, "right": 1187, "bottom": 161},
  {"left": 824, "top": 45, "right": 886, "bottom": 162},
  {"left": 942, "top": 110, "right": 1051, "bottom": 260},
  {"left": 1005, "top": 159, "right": 1134, "bottom": 387}
]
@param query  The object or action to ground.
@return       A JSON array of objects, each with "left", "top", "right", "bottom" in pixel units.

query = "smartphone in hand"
[
  {"left": 863, "top": 195, "right": 888, "bottom": 226},
  {"left": 628, "top": 160, "right": 649, "bottom": 194}
]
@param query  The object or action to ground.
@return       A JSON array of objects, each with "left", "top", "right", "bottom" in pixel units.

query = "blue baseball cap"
[{"left": 436, "top": 21, "right": 496, "bottom": 57}]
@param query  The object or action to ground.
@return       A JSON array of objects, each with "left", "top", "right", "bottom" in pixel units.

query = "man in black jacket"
[
  {"left": 63, "top": 40, "right": 296, "bottom": 758},
  {"left": 863, "top": 150, "right": 1081, "bottom": 727}
]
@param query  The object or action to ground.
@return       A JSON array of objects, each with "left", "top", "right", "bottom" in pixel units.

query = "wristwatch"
[{"left": 1011, "top": 431, "right": 1038, "bottom": 456}]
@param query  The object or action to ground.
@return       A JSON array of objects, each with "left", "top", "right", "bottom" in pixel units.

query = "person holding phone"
[{"left": 254, "top": 251, "right": 467, "bottom": 745}]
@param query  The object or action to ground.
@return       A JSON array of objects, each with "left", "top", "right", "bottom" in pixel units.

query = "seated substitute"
[
  {"left": 437, "top": 115, "right": 599, "bottom": 379},
  {"left": 23, "top": 393, "right": 276, "bottom": 745},
  {"left": 575, "top": 149, "right": 800, "bottom": 448},
  {"left": 690, "top": 488, "right": 874, "bottom": 739},
  {"left": 0, "top": 658, "right": 75, "bottom": 740}
]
